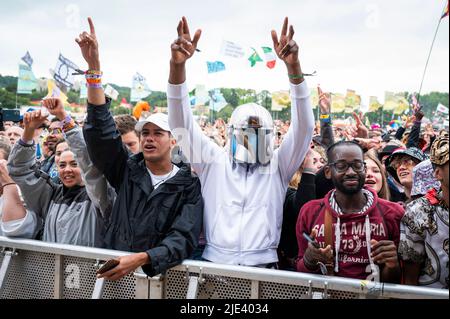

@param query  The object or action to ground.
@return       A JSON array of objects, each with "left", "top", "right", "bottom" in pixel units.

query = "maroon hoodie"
[{"left": 296, "top": 187, "right": 404, "bottom": 280}]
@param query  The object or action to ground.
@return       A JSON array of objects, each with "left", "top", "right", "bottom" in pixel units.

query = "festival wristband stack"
[
  {"left": 85, "top": 70, "right": 103, "bottom": 89},
  {"left": 320, "top": 114, "right": 331, "bottom": 123},
  {"left": 61, "top": 115, "right": 76, "bottom": 132}
]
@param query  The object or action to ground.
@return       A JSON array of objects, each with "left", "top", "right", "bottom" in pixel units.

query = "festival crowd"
[{"left": 0, "top": 17, "right": 448, "bottom": 289}]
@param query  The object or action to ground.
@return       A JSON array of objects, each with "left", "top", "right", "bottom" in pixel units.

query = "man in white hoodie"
[{"left": 167, "top": 17, "right": 314, "bottom": 267}]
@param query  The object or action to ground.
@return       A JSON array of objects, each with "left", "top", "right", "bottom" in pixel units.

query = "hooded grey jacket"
[{"left": 5, "top": 127, "right": 115, "bottom": 247}]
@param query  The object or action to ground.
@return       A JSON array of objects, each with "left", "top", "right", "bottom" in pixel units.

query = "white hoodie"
[{"left": 168, "top": 81, "right": 314, "bottom": 266}]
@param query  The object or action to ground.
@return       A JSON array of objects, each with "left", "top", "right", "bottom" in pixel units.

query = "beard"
[{"left": 333, "top": 176, "right": 365, "bottom": 195}]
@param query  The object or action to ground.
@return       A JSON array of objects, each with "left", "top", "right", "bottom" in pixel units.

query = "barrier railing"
[{"left": 1, "top": 236, "right": 448, "bottom": 299}]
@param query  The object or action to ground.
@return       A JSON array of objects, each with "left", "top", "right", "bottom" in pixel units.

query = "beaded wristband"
[{"left": 62, "top": 119, "right": 76, "bottom": 133}]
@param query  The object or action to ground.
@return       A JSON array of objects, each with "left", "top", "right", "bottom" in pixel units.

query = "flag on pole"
[
  {"left": 206, "top": 61, "right": 226, "bottom": 73},
  {"left": 383, "top": 92, "right": 398, "bottom": 111},
  {"left": 310, "top": 89, "right": 319, "bottom": 108},
  {"left": 330, "top": 93, "right": 346, "bottom": 113},
  {"left": 345, "top": 89, "right": 361, "bottom": 111},
  {"left": 209, "top": 89, "right": 228, "bottom": 112},
  {"left": 369, "top": 96, "right": 382, "bottom": 112},
  {"left": 79, "top": 80, "right": 87, "bottom": 99},
  {"left": 436, "top": 103, "right": 449, "bottom": 114},
  {"left": 248, "top": 48, "right": 263, "bottom": 67},
  {"left": 442, "top": 0, "right": 449, "bottom": 19},
  {"left": 17, "top": 64, "right": 38, "bottom": 94},
  {"left": 261, "top": 47, "right": 276, "bottom": 69},
  {"left": 271, "top": 91, "right": 290, "bottom": 111},
  {"left": 53, "top": 54, "right": 79, "bottom": 89},
  {"left": 393, "top": 96, "right": 410, "bottom": 115},
  {"left": 46, "top": 79, "right": 68, "bottom": 105},
  {"left": 21, "top": 51, "right": 33, "bottom": 68},
  {"left": 130, "top": 72, "right": 151, "bottom": 102},
  {"left": 220, "top": 40, "right": 245, "bottom": 58},
  {"left": 194, "top": 85, "right": 210, "bottom": 106},
  {"left": 105, "top": 84, "right": 119, "bottom": 100}
]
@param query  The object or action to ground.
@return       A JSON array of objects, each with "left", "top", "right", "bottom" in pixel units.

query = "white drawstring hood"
[{"left": 329, "top": 189, "right": 377, "bottom": 274}]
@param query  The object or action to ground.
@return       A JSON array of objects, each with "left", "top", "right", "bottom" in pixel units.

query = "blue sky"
[{"left": 0, "top": 0, "right": 448, "bottom": 104}]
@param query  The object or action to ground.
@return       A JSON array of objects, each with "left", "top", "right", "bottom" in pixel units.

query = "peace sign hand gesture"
[
  {"left": 271, "top": 17, "right": 299, "bottom": 66},
  {"left": 75, "top": 17, "right": 100, "bottom": 70},
  {"left": 352, "top": 112, "right": 369, "bottom": 139},
  {"left": 171, "top": 17, "right": 202, "bottom": 65}
]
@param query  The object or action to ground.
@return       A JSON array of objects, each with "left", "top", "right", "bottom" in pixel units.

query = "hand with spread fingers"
[
  {"left": 75, "top": 17, "right": 100, "bottom": 70},
  {"left": 169, "top": 17, "right": 202, "bottom": 84},
  {"left": 271, "top": 17, "right": 299, "bottom": 66},
  {"left": 352, "top": 112, "right": 369, "bottom": 139},
  {"left": 170, "top": 16, "right": 202, "bottom": 65}
]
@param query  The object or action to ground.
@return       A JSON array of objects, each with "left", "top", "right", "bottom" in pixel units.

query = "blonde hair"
[{"left": 289, "top": 169, "right": 302, "bottom": 189}]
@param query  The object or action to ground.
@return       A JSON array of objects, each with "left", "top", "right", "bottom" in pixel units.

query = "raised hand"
[
  {"left": 75, "top": 17, "right": 100, "bottom": 70},
  {"left": 318, "top": 86, "right": 331, "bottom": 114},
  {"left": 23, "top": 110, "right": 48, "bottom": 132},
  {"left": 42, "top": 98, "right": 66, "bottom": 120},
  {"left": 22, "top": 109, "right": 49, "bottom": 142},
  {"left": 271, "top": 17, "right": 299, "bottom": 66},
  {"left": 171, "top": 17, "right": 202, "bottom": 65},
  {"left": 352, "top": 112, "right": 369, "bottom": 139}
]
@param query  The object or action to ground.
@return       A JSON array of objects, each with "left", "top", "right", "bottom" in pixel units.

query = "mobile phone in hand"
[
  {"left": 97, "top": 259, "right": 119, "bottom": 275},
  {"left": 303, "top": 232, "right": 320, "bottom": 248}
]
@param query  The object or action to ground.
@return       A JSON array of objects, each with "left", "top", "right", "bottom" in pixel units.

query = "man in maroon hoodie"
[{"left": 296, "top": 141, "right": 404, "bottom": 282}]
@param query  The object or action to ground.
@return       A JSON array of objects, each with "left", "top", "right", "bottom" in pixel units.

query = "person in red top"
[{"left": 296, "top": 141, "right": 404, "bottom": 283}]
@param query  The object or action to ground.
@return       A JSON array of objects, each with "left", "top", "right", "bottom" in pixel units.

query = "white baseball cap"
[{"left": 135, "top": 113, "right": 171, "bottom": 132}]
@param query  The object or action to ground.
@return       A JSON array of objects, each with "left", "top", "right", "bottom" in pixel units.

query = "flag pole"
[{"left": 418, "top": 1, "right": 447, "bottom": 102}]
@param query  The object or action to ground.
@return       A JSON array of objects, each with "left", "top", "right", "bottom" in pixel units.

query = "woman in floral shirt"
[{"left": 399, "top": 131, "right": 449, "bottom": 289}]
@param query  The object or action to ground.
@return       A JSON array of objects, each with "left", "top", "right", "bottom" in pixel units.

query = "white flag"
[
  {"left": 105, "top": 84, "right": 119, "bottom": 100},
  {"left": 53, "top": 53, "right": 79, "bottom": 89},
  {"left": 195, "top": 84, "right": 210, "bottom": 106},
  {"left": 436, "top": 103, "right": 449, "bottom": 114},
  {"left": 131, "top": 72, "right": 151, "bottom": 102},
  {"left": 220, "top": 40, "right": 245, "bottom": 59}
]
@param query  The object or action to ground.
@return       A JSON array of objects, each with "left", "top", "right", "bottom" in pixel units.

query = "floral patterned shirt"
[{"left": 399, "top": 188, "right": 449, "bottom": 289}]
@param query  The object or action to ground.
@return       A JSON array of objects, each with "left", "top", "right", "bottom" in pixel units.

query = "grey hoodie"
[{"left": 5, "top": 127, "right": 115, "bottom": 247}]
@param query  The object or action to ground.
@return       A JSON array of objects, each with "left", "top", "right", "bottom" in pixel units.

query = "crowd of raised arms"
[{"left": 0, "top": 17, "right": 448, "bottom": 289}]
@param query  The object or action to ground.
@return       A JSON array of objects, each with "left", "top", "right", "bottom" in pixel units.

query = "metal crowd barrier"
[{"left": 0, "top": 236, "right": 448, "bottom": 299}]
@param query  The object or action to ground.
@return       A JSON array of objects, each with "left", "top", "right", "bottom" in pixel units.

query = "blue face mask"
[
  {"left": 247, "top": 132, "right": 258, "bottom": 156},
  {"left": 231, "top": 129, "right": 258, "bottom": 163}
]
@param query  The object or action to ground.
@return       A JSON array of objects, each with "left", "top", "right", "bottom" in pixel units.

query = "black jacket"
[
  {"left": 279, "top": 173, "right": 316, "bottom": 262},
  {"left": 83, "top": 99, "right": 203, "bottom": 276}
]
